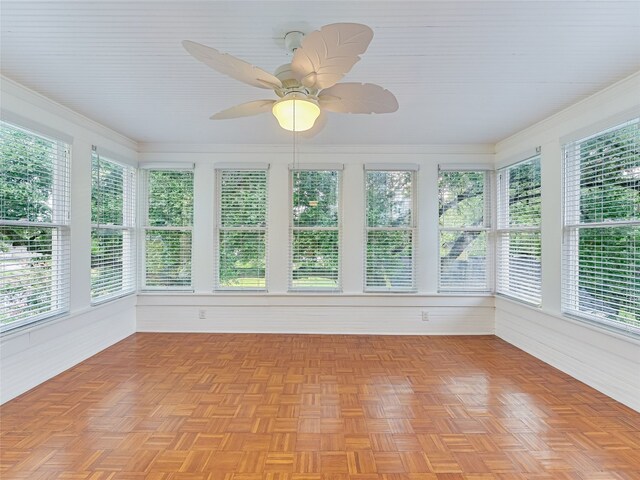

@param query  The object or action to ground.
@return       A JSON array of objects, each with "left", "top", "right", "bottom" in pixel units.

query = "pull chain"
[{"left": 293, "top": 99, "right": 298, "bottom": 170}]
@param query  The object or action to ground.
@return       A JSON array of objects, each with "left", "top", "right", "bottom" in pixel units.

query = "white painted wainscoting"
[
  {"left": 495, "top": 298, "right": 640, "bottom": 412},
  {"left": 137, "top": 295, "right": 495, "bottom": 335},
  {"left": 0, "top": 297, "right": 136, "bottom": 404}
]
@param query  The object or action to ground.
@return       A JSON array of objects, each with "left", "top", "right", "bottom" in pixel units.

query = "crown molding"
[
  {"left": 496, "top": 69, "right": 640, "bottom": 153},
  {"left": 1, "top": 75, "right": 138, "bottom": 151}
]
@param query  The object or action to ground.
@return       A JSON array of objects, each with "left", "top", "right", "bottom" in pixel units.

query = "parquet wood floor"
[{"left": 1, "top": 334, "right": 639, "bottom": 480}]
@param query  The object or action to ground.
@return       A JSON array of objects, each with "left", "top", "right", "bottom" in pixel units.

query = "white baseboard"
[
  {"left": 495, "top": 298, "right": 640, "bottom": 412},
  {"left": 0, "top": 297, "right": 136, "bottom": 404}
]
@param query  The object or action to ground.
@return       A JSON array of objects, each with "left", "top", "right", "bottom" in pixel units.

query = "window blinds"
[
  {"left": 217, "top": 169, "right": 268, "bottom": 290},
  {"left": 563, "top": 118, "right": 639, "bottom": 334},
  {"left": 0, "top": 121, "right": 70, "bottom": 332},
  {"left": 143, "top": 170, "right": 193, "bottom": 289},
  {"left": 365, "top": 170, "right": 416, "bottom": 291},
  {"left": 91, "top": 151, "right": 136, "bottom": 303},
  {"left": 438, "top": 170, "right": 492, "bottom": 291},
  {"left": 496, "top": 156, "right": 542, "bottom": 305},
  {"left": 290, "top": 169, "right": 341, "bottom": 291}
]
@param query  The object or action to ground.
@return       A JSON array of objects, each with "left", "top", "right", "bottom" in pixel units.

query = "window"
[
  {"left": 290, "top": 168, "right": 341, "bottom": 291},
  {"left": 216, "top": 168, "right": 268, "bottom": 290},
  {"left": 91, "top": 150, "right": 136, "bottom": 303},
  {"left": 365, "top": 168, "right": 416, "bottom": 291},
  {"left": 438, "top": 169, "right": 491, "bottom": 291},
  {"left": 0, "top": 121, "right": 70, "bottom": 332},
  {"left": 496, "top": 155, "right": 542, "bottom": 305},
  {"left": 563, "top": 119, "right": 639, "bottom": 334},
  {"left": 142, "top": 169, "right": 193, "bottom": 289}
]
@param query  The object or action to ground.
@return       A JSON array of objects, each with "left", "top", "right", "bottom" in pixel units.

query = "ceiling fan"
[{"left": 182, "top": 23, "right": 398, "bottom": 135}]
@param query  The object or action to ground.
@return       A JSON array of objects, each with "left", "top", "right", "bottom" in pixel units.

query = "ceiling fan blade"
[
  {"left": 183, "top": 40, "right": 282, "bottom": 90},
  {"left": 291, "top": 23, "right": 373, "bottom": 90},
  {"left": 319, "top": 83, "right": 398, "bottom": 114},
  {"left": 298, "top": 111, "right": 328, "bottom": 138},
  {"left": 210, "top": 100, "right": 276, "bottom": 120}
]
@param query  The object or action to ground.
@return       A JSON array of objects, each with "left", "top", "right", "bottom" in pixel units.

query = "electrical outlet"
[
  {"left": 421, "top": 311, "right": 430, "bottom": 322},
  {"left": 198, "top": 309, "right": 206, "bottom": 319}
]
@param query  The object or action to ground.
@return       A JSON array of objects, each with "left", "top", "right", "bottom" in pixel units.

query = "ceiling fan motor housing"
[{"left": 274, "top": 63, "right": 317, "bottom": 98}]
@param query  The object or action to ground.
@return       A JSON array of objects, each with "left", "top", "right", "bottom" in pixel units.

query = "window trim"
[
  {"left": 0, "top": 121, "right": 71, "bottom": 333},
  {"left": 215, "top": 167, "right": 269, "bottom": 292},
  {"left": 289, "top": 167, "right": 342, "bottom": 293},
  {"left": 437, "top": 168, "right": 493, "bottom": 293},
  {"left": 90, "top": 149, "right": 137, "bottom": 305},
  {"left": 363, "top": 168, "right": 418, "bottom": 293},
  {"left": 561, "top": 118, "right": 640, "bottom": 336},
  {"left": 496, "top": 154, "right": 542, "bottom": 306},
  {"left": 140, "top": 168, "right": 194, "bottom": 291}
]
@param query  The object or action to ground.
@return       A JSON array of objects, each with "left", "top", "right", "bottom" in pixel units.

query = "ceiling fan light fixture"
[
  {"left": 184, "top": 23, "right": 397, "bottom": 135},
  {"left": 272, "top": 93, "right": 320, "bottom": 132}
]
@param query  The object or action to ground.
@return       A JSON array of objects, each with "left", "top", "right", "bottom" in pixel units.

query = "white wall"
[
  {"left": 0, "top": 77, "right": 138, "bottom": 403},
  {"left": 136, "top": 144, "right": 496, "bottom": 334},
  {"left": 3, "top": 71, "right": 639, "bottom": 412},
  {"left": 494, "top": 71, "right": 640, "bottom": 412},
  {"left": 137, "top": 294, "right": 494, "bottom": 335}
]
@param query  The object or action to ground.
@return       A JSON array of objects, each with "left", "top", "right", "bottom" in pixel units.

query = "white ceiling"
[{"left": 1, "top": 1, "right": 639, "bottom": 145}]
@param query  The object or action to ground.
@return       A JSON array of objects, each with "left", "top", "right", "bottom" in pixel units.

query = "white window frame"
[
  {"left": 215, "top": 166, "right": 269, "bottom": 291},
  {"left": 0, "top": 121, "right": 71, "bottom": 333},
  {"left": 289, "top": 166, "right": 342, "bottom": 292},
  {"left": 496, "top": 154, "right": 542, "bottom": 305},
  {"left": 562, "top": 118, "right": 640, "bottom": 335},
  {"left": 438, "top": 168, "right": 493, "bottom": 292},
  {"left": 90, "top": 148, "right": 136, "bottom": 304},
  {"left": 364, "top": 167, "right": 417, "bottom": 292},
  {"left": 140, "top": 167, "right": 194, "bottom": 291}
]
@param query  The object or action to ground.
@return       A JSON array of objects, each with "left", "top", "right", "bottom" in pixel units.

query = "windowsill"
[
  {"left": 495, "top": 292, "right": 541, "bottom": 308},
  {"left": 90, "top": 290, "right": 136, "bottom": 307},
  {"left": 135, "top": 293, "right": 496, "bottom": 310},
  {"left": 140, "top": 288, "right": 195, "bottom": 293},
  {"left": 136, "top": 291, "right": 495, "bottom": 298}
]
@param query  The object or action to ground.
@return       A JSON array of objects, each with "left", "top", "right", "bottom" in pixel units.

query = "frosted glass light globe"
[{"left": 272, "top": 94, "right": 320, "bottom": 132}]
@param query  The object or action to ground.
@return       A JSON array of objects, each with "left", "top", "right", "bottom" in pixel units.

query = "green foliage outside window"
[
  {"left": 90, "top": 154, "right": 135, "bottom": 300},
  {"left": 1, "top": 123, "right": 68, "bottom": 328},
  {"left": 507, "top": 160, "right": 541, "bottom": 227},
  {"left": 439, "top": 171, "right": 488, "bottom": 290},
  {"left": 91, "top": 157, "right": 124, "bottom": 226},
  {"left": 144, "top": 171, "right": 193, "bottom": 288},
  {"left": 439, "top": 171, "right": 485, "bottom": 228},
  {"left": 3, "top": 117, "right": 638, "bottom": 333},
  {"left": 219, "top": 230, "right": 266, "bottom": 288},
  {"left": 292, "top": 170, "right": 339, "bottom": 227},
  {"left": 291, "top": 170, "right": 339, "bottom": 289},
  {"left": 218, "top": 170, "right": 267, "bottom": 289},
  {"left": 365, "top": 171, "right": 414, "bottom": 290},
  {"left": 569, "top": 122, "right": 639, "bottom": 330},
  {"left": 366, "top": 171, "right": 412, "bottom": 227},
  {"left": 148, "top": 171, "right": 194, "bottom": 227}
]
